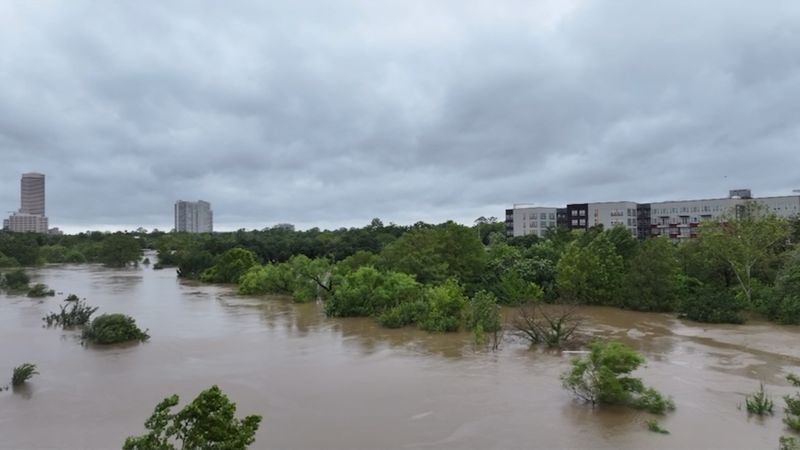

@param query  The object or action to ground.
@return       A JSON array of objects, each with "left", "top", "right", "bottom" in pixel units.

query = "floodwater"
[{"left": 1, "top": 262, "right": 800, "bottom": 450}]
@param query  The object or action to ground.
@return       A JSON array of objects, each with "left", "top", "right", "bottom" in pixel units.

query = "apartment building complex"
[
  {"left": 174, "top": 200, "right": 213, "bottom": 233},
  {"left": 3, "top": 173, "right": 49, "bottom": 233},
  {"left": 504, "top": 206, "right": 558, "bottom": 237},
  {"left": 506, "top": 189, "right": 800, "bottom": 240}
]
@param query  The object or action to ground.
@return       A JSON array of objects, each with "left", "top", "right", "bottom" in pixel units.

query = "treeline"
[
  {"left": 157, "top": 208, "right": 800, "bottom": 328},
  {"left": 0, "top": 231, "right": 146, "bottom": 267}
]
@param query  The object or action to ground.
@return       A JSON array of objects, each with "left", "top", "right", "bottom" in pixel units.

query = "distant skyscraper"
[
  {"left": 20, "top": 172, "right": 45, "bottom": 215},
  {"left": 3, "top": 172, "right": 49, "bottom": 233},
  {"left": 174, "top": 200, "right": 213, "bottom": 233}
]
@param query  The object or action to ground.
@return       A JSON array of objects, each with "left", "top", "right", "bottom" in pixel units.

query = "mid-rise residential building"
[
  {"left": 504, "top": 205, "right": 558, "bottom": 237},
  {"left": 506, "top": 189, "right": 800, "bottom": 240},
  {"left": 3, "top": 172, "right": 49, "bottom": 233},
  {"left": 174, "top": 200, "right": 213, "bottom": 233}
]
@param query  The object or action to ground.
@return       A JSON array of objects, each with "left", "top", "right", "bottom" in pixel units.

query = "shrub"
[
  {"left": 123, "top": 385, "right": 261, "bottom": 450},
  {"left": 418, "top": 279, "right": 467, "bottom": 332},
  {"left": 65, "top": 293, "right": 80, "bottom": 302},
  {"left": 633, "top": 387, "right": 676, "bottom": 415},
  {"left": 465, "top": 290, "right": 501, "bottom": 333},
  {"left": 780, "top": 436, "right": 800, "bottom": 450},
  {"left": 11, "top": 363, "right": 38, "bottom": 386},
  {"left": 82, "top": 314, "right": 149, "bottom": 344},
  {"left": 744, "top": 383, "right": 773, "bottom": 415},
  {"left": 678, "top": 279, "right": 745, "bottom": 324},
  {"left": 645, "top": 419, "right": 669, "bottom": 434},
  {"left": 513, "top": 303, "right": 582, "bottom": 348},
  {"left": 377, "top": 301, "right": 427, "bottom": 328},
  {"left": 324, "top": 267, "right": 421, "bottom": 318},
  {"left": 561, "top": 341, "right": 674, "bottom": 414},
  {"left": 237, "top": 264, "right": 297, "bottom": 295},
  {"left": 27, "top": 283, "right": 55, "bottom": 298},
  {"left": 200, "top": 248, "right": 257, "bottom": 284},
  {"left": 2, "top": 269, "right": 30, "bottom": 291},
  {"left": 493, "top": 271, "right": 544, "bottom": 305},
  {"left": 43, "top": 299, "right": 98, "bottom": 327}
]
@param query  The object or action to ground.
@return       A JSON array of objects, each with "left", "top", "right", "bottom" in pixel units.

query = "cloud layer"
[{"left": 2, "top": 1, "right": 799, "bottom": 232}]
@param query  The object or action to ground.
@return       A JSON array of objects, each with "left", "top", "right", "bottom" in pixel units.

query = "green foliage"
[
  {"left": 556, "top": 233, "right": 623, "bottom": 305},
  {"left": 1, "top": 268, "right": 30, "bottom": 291},
  {"left": 605, "top": 225, "right": 639, "bottom": 266},
  {"left": 620, "top": 237, "right": 681, "bottom": 312},
  {"left": 788, "top": 373, "right": 800, "bottom": 387},
  {"left": 123, "top": 385, "right": 262, "bottom": 450},
  {"left": 82, "top": 314, "right": 149, "bottom": 344},
  {"left": 645, "top": 419, "right": 669, "bottom": 434},
  {"left": 27, "top": 283, "right": 55, "bottom": 297},
  {"left": 764, "top": 250, "right": 800, "bottom": 324},
  {"left": 176, "top": 249, "right": 215, "bottom": 278},
  {"left": 494, "top": 271, "right": 544, "bottom": 305},
  {"left": 562, "top": 341, "right": 674, "bottom": 414},
  {"left": 43, "top": 299, "right": 98, "bottom": 327},
  {"left": 325, "top": 267, "right": 421, "bottom": 317},
  {"left": 678, "top": 277, "right": 745, "bottom": 324},
  {"left": 380, "top": 222, "right": 486, "bottom": 286},
  {"left": 419, "top": 279, "right": 467, "bottom": 332},
  {"left": 785, "top": 393, "right": 800, "bottom": 418},
  {"left": 238, "top": 264, "right": 297, "bottom": 296},
  {"left": 39, "top": 245, "right": 67, "bottom": 263},
  {"left": 98, "top": 233, "right": 142, "bottom": 267},
  {"left": 11, "top": 363, "right": 38, "bottom": 386},
  {"left": 377, "top": 301, "right": 427, "bottom": 328},
  {"left": 465, "top": 290, "right": 501, "bottom": 333},
  {"left": 200, "top": 248, "right": 258, "bottom": 284},
  {"left": 0, "top": 233, "right": 39, "bottom": 266},
  {"left": 699, "top": 203, "right": 790, "bottom": 305},
  {"left": 0, "top": 251, "right": 20, "bottom": 267},
  {"left": 744, "top": 383, "right": 774, "bottom": 416},
  {"left": 637, "top": 388, "right": 675, "bottom": 415},
  {"left": 780, "top": 436, "right": 800, "bottom": 450}
]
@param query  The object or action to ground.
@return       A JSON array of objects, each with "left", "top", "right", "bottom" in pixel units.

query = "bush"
[
  {"left": 123, "top": 385, "right": 261, "bottom": 450},
  {"left": 780, "top": 436, "right": 800, "bottom": 450},
  {"left": 2, "top": 269, "right": 30, "bottom": 291},
  {"left": 513, "top": 303, "right": 583, "bottom": 348},
  {"left": 678, "top": 279, "right": 745, "bottom": 324},
  {"left": 11, "top": 363, "right": 38, "bottom": 386},
  {"left": 493, "top": 271, "right": 544, "bottom": 305},
  {"left": 377, "top": 301, "right": 427, "bottom": 328},
  {"left": 561, "top": 341, "right": 674, "bottom": 414},
  {"left": 744, "top": 383, "right": 773, "bottom": 416},
  {"left": 324, "top": 267, "right": 421, "bottom": 318},
  {"left": 238, "top": 264, "right": 296, "bottom": 296},
  {"left": 465, "top": 290, "right": 501, "bottom": 333},
  {"left": 645, "top": 419, "right": 669, "bottom": 434},
  {"left": 200, "top": 248, "right": 258, "bottom": 284},
  {"left": 27, "top": 283, "right": 55, "bottom": 298},
  {"left": 82, "top": 314, "right": 149, "bottom": 344},
  {"left": 418, "top": 279, "right": 467, "bottom": 332},
  {"left": 633, "top": 387, "right": 676, "bottom": 415},
  {"left": 43, "top": 299, "right": 98, "bottom": 327}
]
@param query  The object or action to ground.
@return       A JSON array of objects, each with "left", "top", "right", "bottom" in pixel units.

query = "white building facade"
[
  {"left": 505, "top": 206, "right": 558, "bottom": 237},
  {"left": 174, "top": 200, "right": 213, "bottom": 233}
]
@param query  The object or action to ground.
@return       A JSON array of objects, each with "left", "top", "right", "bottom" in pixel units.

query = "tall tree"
[{"left": 699, "top": 203, "right": 790, "bottom": 305}]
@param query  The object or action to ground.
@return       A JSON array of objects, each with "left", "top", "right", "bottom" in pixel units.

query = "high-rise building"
[
  {"left": 3, "top": 172, "right": 49, "bottom": 233},
  {"left": 174, "top": 200, "right": 213, "bottom": 233},
  {"left": 20, "top": 172, "right": 45, "bottom": 215}
]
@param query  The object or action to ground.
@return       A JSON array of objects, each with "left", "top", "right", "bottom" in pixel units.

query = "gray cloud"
[{"left": 1, "top": 0, "right": 800, "bottom": 232}]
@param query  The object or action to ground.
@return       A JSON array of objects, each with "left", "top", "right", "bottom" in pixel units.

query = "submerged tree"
[
  {"left": 513, "top": 302, "right": 583, "bottom": 348},
  {"left": 82, "top": 314, "right": 149, "bottom": 344},
  {"left": 561, "top": 341, "right": 675, "bottom": 414},
  {"left": 11, "top": 363, "right": 38, "bottom": 386},
  {"left": 123, "top": 385, "right": 262, "bottom": 450}
]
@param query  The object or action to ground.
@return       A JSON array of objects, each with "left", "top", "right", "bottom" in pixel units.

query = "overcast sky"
[{"left": 2, "top": 1, "right": 800, "bottom": 233}]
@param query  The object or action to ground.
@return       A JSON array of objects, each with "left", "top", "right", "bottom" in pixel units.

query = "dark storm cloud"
[{"left": 1, "top": 1, "right": 800, "bottom": 232}]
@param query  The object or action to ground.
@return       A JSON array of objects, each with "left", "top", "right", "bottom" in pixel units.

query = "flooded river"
[{"left": 1, "top": 263, "right": 799, "bottom": 449}]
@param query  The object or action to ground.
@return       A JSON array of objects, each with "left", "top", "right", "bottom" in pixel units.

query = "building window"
[
  {"left": 579, "top": 210, "right": 586, "bottom": 217},
  {"left": 571, "top": 210, "right": 577, "bottom": 217}
]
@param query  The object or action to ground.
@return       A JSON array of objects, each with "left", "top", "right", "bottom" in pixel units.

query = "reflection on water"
[{"left": 1, "top": 263, "right": 799, "bottom": 449}]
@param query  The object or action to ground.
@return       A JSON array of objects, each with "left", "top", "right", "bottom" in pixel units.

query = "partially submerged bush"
[
  {"left": 744, "top": 383, "right": 773, "bottom": 416},
  {"left": 11, "top": 363, "right": 38, "bottom": 386},
  {"left": 2, "top": 269, "right": 30, "bottom": 291},
  {"left": 377, "top": 301, "right": 427, "bottom": 328},
  {"left": 561, "top": 341, "right": 674, "bottom": 414},
  {"left": 43, "top": 299, "right": 98, "bottom": 327},
  {"left": 645, "top": 419, "right": 669, "bottom": 434},
  {"left": 123, "top": 385, "right": 262, "bottom": 450},
  {"left": 27, "top": 283, "right": 55, "bottom": 298},
  {"left": 82, "top": 314, "right": 149, "bottom": 344},
  {"left": 418, "top": 279, "right": 466, "bottom": 332},
  {"left": 513, "top": 302, "right": 583, "bottom": 348},
  {"left": 785, "top": 373, "right": 800, "bottom": 432},
  {"left": 780, "top": 436, "right": 800, "bottom": 450},
  {"left": 65, "top": 293, "right": 80, "bottom": 302}
]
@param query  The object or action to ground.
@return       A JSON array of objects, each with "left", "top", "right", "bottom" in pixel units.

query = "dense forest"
[{"left": 2, "top": 206, "right": 800, "bottom": 330}]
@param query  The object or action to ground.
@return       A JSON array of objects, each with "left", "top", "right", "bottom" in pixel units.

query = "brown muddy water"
[{"left": 1, "top": 263, "right": 800, "bottom": 449}]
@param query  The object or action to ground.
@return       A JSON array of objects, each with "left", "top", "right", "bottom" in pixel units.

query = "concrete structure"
[
  {"left": 174, "top": 200, "right": 213, "bottom": 233},
  {"left": 504, "top": 205, "right": 558, "bottom": 237},
  {"left": 20, "top": 172, "right": 45, "bottom": 215},
  {"left": 4, "top": 173, "right": 49, "bottom": 233},
  {"left": 506, "top": 189, "right": 800, "bottom": 240}
]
